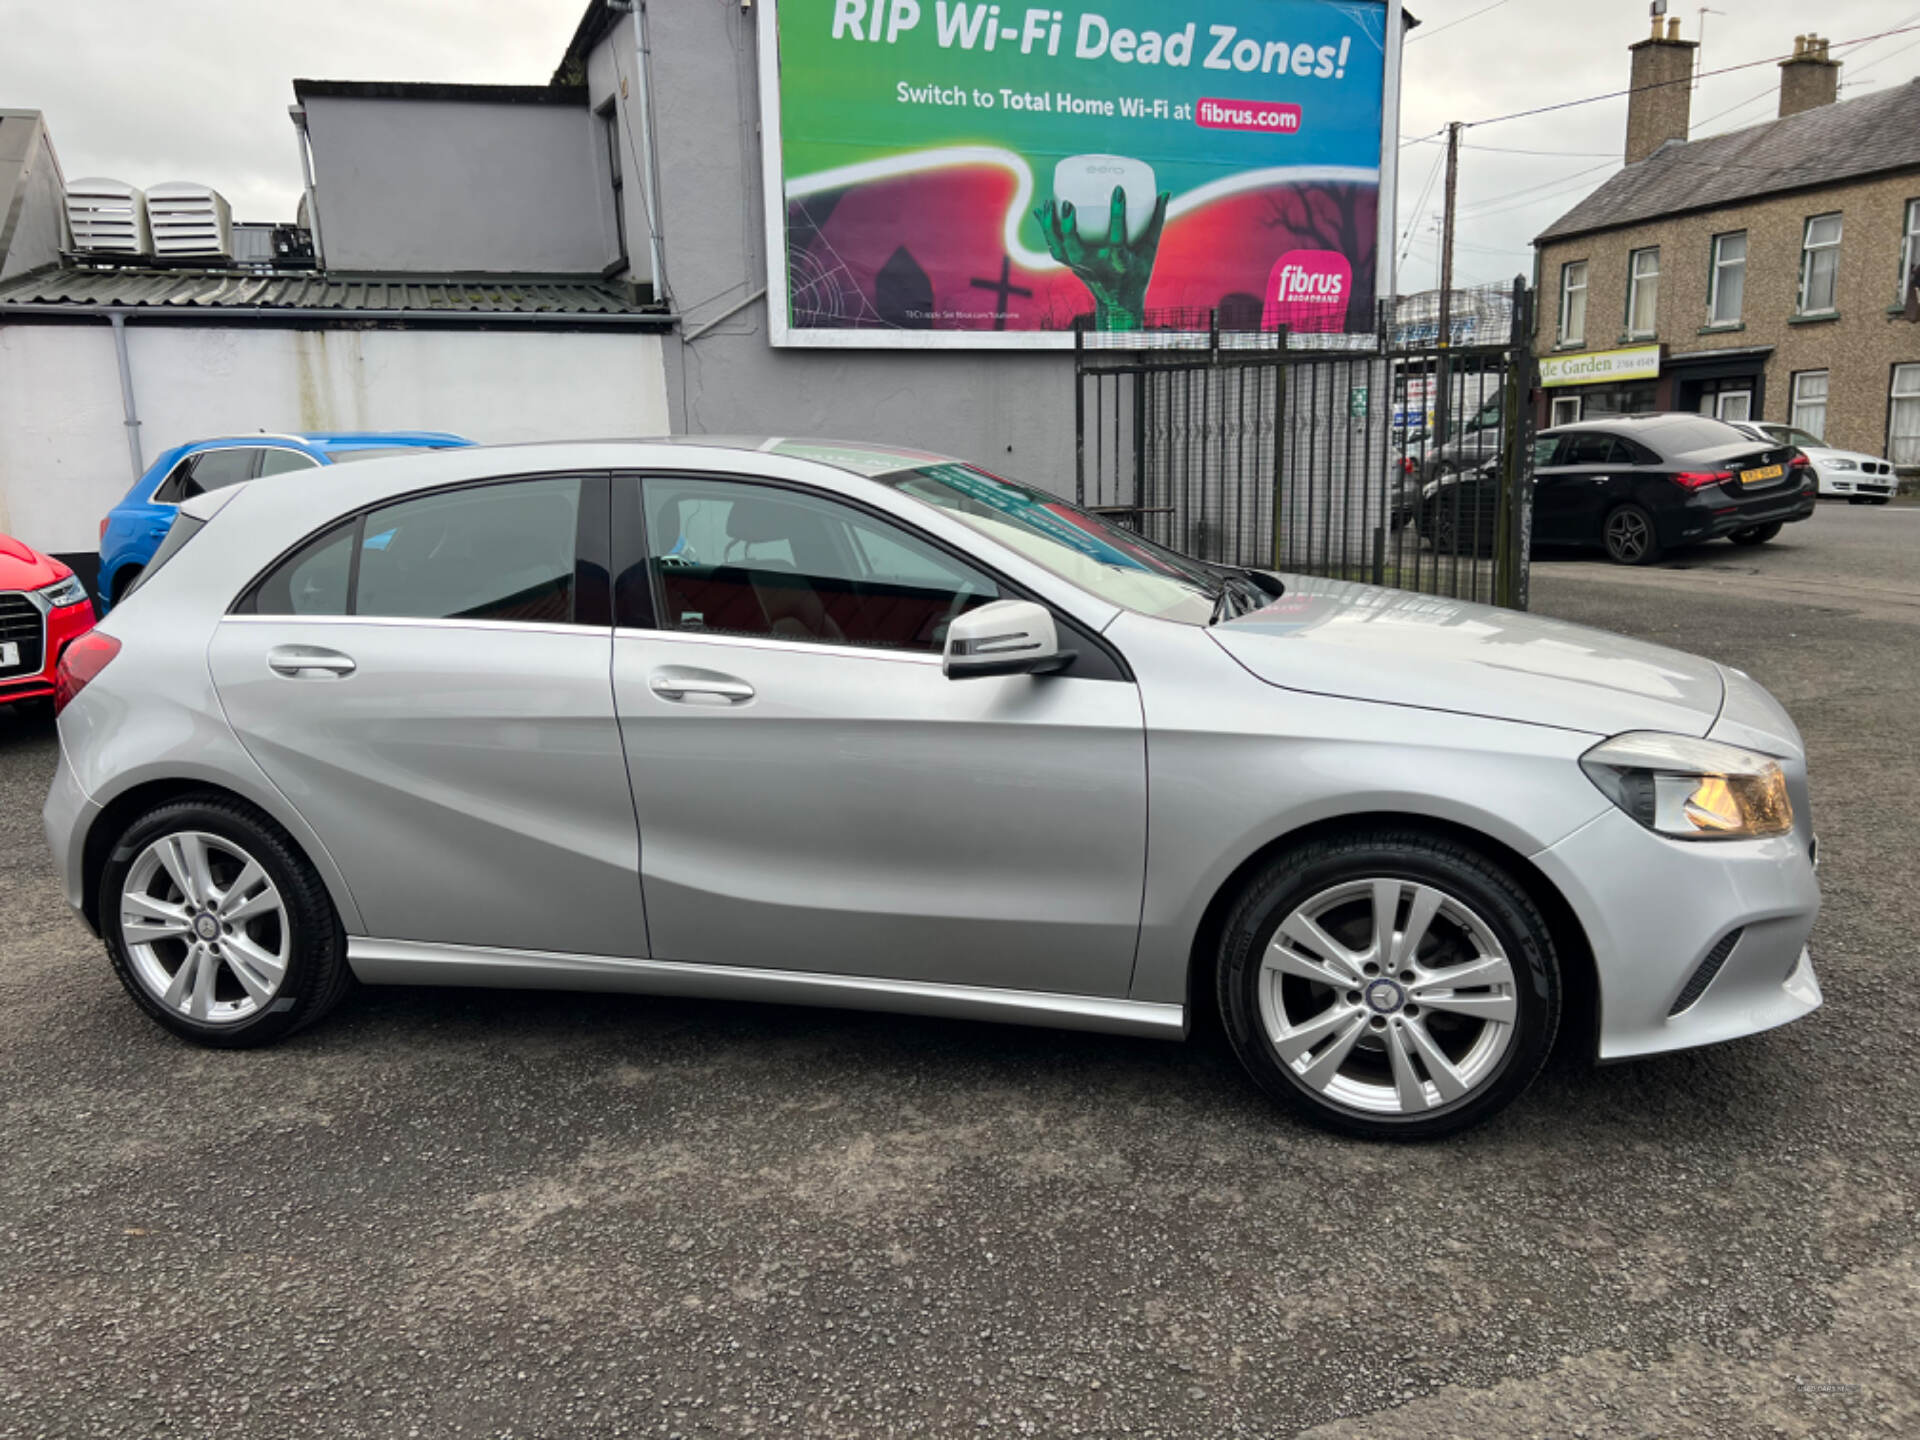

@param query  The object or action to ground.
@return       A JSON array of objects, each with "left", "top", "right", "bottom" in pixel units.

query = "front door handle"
[
  {"left": 267, "top": 645, "right": 357, "bottom": 678},
  {"left": 649, "top": 667, "right": 754, "bottom": 704}
]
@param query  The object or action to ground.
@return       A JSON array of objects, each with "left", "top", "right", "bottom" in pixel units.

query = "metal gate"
[{"left": 1073, "top": 281, "right": 1537, "bottom": 609}]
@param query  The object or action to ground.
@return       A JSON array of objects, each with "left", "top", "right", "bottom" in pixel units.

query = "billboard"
[{"left": 756, "top": 0, "right": 1401, "bottom": 348}]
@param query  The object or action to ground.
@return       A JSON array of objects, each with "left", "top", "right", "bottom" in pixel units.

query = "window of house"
[
  {"left": 599, "top": 100, "right": 627, "bottom": 265},
  {"left": 1901, "top": 199, "right": 1919, "bottom": 304},
  {"left": 1708, "top": 232, "right": 1746, "bottom": 326},
  {"left": 640, "top": 479, "right": 1001, "bottom": 652},
  {"left": 1626, "top": 248, "right": 1659, "bottom": 337},
  {"left": 1790, "top": 371, "right": 1829, "bottom": 441},
  {"left": 1798, "top": 214, "right": 1842, "bottom": 314},
  {"left": 1892, "top": 364, "right": 1920, "bottom": 466},
  {"left": 1557, "top": 261, "right": 1587, "bottom": 347},
  {"left": 1549, "top": 395, "right": 1582, "bottom": 427}
]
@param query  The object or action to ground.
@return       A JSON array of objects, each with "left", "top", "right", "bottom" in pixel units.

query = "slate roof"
[
  {"left": 1537, "top": 78, "right": 1920, "bottom": 243},
  {"left": 0, "top": 265, "right": 663, "bottom": 319}
]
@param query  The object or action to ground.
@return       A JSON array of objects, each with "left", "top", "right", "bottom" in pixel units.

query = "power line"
[
  {"left": 1406, "top": 0, "right": 1513, "bottom": 45},
  {"left": 1460, "top": 20, "right": 1920, "bottom": 130}
]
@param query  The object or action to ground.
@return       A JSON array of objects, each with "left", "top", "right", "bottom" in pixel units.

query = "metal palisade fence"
[{"left": 1073, "top": 280, "right": 1538, "bottom": 609}]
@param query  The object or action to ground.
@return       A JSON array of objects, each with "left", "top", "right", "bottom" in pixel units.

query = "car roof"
[{"left": 1538, "top": 413, "right": 1749, "bottom": 439}]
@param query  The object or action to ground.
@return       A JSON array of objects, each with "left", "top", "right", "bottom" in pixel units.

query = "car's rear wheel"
[
  {"left": 1216, "top": 829, "right": 1560, "bottom": 1140},
  {"left": 1728, "top": 521, "right": 1783, "bottom": 546},
  {"left": 1602, "top": 504, "right": 1661, "bottom": 565},
  {"left": 111, "top": 564, "right": 144, "bottom": 605},
  {"left": 101, "top": 795, "right": 351, "bottom": 1047}
]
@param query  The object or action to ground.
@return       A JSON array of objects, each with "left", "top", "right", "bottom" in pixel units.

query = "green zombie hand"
[{"left": 1036, "top": 185, "right": 1171, "bottom": 332}]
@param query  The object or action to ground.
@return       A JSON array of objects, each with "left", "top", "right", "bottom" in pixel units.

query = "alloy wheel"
[
  {"left": 1605, "top": 509, "right": 1650, "bottom": 562},
  {"left": 119, "top": 830, "right": 290, "bottom": 1025},
  {"left": 1257, "top": 878, "right": 1518, "bottom": 1115}
]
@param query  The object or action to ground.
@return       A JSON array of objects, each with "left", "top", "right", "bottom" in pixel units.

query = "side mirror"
[{"left": 943, "top": 599, "right": 1075, "bottom": 680}]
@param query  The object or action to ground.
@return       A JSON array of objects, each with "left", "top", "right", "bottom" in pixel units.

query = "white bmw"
[{"left": 1734, "top": 422, "right": 1897, "bottom": 505}]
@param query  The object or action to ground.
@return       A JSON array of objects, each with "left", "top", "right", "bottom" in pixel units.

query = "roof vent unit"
[
  {"left": 65, "top": 178, "right": 151, "bottom": 256},
  {"left": 146, "top": 182, "right": 233, "bottom": 260}
]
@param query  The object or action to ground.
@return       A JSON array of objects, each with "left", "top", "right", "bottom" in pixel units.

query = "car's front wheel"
[
  {"left": 101, "top": 795, "right": 352, "bottom": 1047},
  {"left": 1602, "top": 504, "right": 1662, "bottom": 565},
  {"left": 1216, "top": 829, "right": 1560, "bottom": 1140},
  {"left": 1728, "top": 521, "right": 1784, "bottom": 546}
]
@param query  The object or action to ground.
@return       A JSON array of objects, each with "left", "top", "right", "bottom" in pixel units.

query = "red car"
[{"left": 1, "top": 534, "right": 96, "bottom": 710}]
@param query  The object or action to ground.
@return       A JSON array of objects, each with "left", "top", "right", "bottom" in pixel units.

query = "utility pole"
[{"left": 1433, "top": 120, "right": 1461, "bottom": 466}]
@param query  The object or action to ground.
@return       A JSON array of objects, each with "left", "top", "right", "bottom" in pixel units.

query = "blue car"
[{"left": 97, "top": 432, "right": 473, "bottom": 610}]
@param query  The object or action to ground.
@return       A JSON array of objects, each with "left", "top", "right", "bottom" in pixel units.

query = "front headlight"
[
  {"left": 1826, "top": 459, "right": 1857, "bottom": 472},
  {"left": 38, "top": 575, "right": 89, "bottom": 609},
  {"left": 1580, "top": 732, "right": 1793, "bottom": 840}
]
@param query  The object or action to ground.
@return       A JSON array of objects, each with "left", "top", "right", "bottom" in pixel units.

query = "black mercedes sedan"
[{"left": 1419, "top": 414, "right": 1817, "bottom": 565}]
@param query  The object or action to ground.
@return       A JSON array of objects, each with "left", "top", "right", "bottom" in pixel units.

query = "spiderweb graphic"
[{"left": 787, "top": 198, "right": 889, "bottom": 329}]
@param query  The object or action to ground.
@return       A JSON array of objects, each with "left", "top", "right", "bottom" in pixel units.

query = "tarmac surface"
[{"left": 1, "top": 500, "right": 1914, "bottom": 1438}]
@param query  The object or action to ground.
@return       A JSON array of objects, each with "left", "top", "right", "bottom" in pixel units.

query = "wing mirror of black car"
[{"left": 944, "top": 600, "right": 1075, "bottom": 680}]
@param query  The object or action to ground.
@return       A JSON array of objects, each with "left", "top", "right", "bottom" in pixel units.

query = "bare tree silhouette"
[{"left": 1264, "top": 183, "right": 1379, "bottom": 330}]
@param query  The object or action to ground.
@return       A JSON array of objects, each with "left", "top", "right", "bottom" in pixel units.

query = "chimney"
[
  {"left": 1625, "top": 10, "right": 1698, "bottom": 164},
  {"left": 1779, "top": 34, "right": 1841, "bottom": 118}
]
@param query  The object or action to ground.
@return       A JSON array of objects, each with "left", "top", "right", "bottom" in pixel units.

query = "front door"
[
  {"left": 610, "top": 474, "right": 1148, "bottom": 998},
  {"left": 209, "top": 473, "right": 647, "bottom": 958}
]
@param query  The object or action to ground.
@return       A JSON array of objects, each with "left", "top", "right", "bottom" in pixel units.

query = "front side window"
[
  {"left": 880, "top": 463, "right": 1220, "bottom": 625},
  {"left": 639, "top": 479, "right": 1000, "bottom": 653},
  {"left": 1899, "top": 199, "right": 1918, "bottom": 304},
  {"left": 1798, "top": 214, "right": 1842, "bottom": 314},
  {"left": 1558, "top": 260, "right": 1588, "bottom": 346},
  {"left": 155, "top": 447, "right": 260, "bottom": 503},
  {"left": 1790, "top": 371, "right": 1829, "bottom": 441},
  {"left": 1533, "top": 434, "right": 1564, "bottom": 465},
  {"left": 249, "top": 476, "right": 587, "bottom": 623},
  {"left": 1892, "top": 364, "right": 1920, "bottom": 466},
  {"left": 1708, "top": 231, "right": 1746, "bottom": 326},
  {"left": 1626, "top": 248, "right": 1659, "bottom": 337}
]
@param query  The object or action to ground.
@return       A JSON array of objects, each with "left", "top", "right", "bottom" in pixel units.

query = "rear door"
[
  {"left": 609, "top": 473, "right": 1148, "bottom": 998},
  {"left": 209, "top": 472, "right": 647, "bottom": 957}
]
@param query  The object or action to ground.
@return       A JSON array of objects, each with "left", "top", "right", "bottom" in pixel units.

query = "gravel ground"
[{"left": 1, "top": 503, "right": 1914, "bottom": 1439}]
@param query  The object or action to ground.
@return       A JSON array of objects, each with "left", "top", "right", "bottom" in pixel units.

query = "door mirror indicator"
[{"left": 943, "top": 600, "right": 1074, "bottom": 680}]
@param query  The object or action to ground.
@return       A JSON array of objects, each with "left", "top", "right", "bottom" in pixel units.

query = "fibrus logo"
[
  {"left": 1196, "top": 98, "right": 1302, "bottom": 134},
  {"left": 1265, "top": 249, "right": 1351, "bottom": 332}
]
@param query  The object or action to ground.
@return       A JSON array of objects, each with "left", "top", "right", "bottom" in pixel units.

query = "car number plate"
[
  {"left": 1739, "top": 463, "right": 1783, "bottom": 485},
  {"left": 0, "top": 642, "right": 17, "bottom": 668}
]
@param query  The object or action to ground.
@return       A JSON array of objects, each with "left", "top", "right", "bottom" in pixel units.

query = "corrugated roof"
[
  {"left": 0, "top": 265, "right": 662, "bottom": 318},
  {"left": 1537, "top": 78, "right": 1920, "bottom": 243}
]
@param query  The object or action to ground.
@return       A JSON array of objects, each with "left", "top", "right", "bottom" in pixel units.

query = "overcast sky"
[{"left": 4, "top": 0, "right": 1917, "bottom": 292}]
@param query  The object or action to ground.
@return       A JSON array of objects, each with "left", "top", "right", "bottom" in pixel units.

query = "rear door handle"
[
  {"left": 267, "top": 645, "right": 357, "bottom": 678},
  {"left": 649, "top": 667, "right": 754, "bottom": 704}
]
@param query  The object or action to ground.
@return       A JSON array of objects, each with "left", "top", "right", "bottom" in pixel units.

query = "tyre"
[
  {"left": 1727, "top": 521, "right": 1783, "bottom": 546},
  {"left": 112, "top": 564, "right": 144, "bottom": 606},
  {"left": 1848, "top": 497, "right": 1869, "bottom": 506},
  {"left": 1602, "top": 504, "right": 1662, "bottom": 565},
  {"left": 100, "top": 794, "right": 351, "bottom": 1047},
  {"left": 1869, "top": 497, "right": 1892, "bottom": 507},
  {"left": 1216, "top": 829, "right": 1560, "bottom": 1141}
]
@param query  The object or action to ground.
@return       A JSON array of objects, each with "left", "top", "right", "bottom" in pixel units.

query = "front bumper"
[
  {"left": 1533, "top": 804, "right": 1821, "bottom": 1061},
  {"left": 0, "top": 596, "right": 94, "bottom": 707}
]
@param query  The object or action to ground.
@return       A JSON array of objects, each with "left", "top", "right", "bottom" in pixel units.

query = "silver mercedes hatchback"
[{"left": 44, "top": 439, "right": 1822, "bottom": 1139}]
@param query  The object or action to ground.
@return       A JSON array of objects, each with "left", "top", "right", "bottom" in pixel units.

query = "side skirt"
[{"left": 346, "top": 937, "right": 1187, "bottom": 1040}]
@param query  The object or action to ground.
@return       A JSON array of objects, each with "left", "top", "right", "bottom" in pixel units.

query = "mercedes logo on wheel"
[{"left": 1365, "top": 979, "right": 1405, "bottom": 1015}]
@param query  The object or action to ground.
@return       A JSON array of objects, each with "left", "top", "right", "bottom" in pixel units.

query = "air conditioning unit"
[
  {"left": 146, "top": 182, "right": 233, "bottom": 260},
  {"left": 66, "top": 179, "right": 151, "bottom": 256}
]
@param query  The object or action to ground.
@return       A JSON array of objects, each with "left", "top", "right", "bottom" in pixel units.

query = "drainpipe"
[
  {"left": 108, "top": 313, "right": 143, "bottom": 478},
  {"left": 605, "top": 0, "right": 667, "bottom": 303},
  {"left": 289, "top": 105, "right": 328, "bottom": 269}
]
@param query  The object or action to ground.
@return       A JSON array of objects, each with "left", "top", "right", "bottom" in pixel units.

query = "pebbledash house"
[{"left": 1531, "top": 19, "right": 1920, "bottom": 468}]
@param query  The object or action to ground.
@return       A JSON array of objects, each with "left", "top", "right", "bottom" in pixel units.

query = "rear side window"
[
  {"left": 248, "top": 476, "right": 594, "bottom": 625},
  {"left": 252, "top": 524, "right": 355, "bottom": 615},
  {"left": 257, "top": 448, "right": 320, "bottom": 477},
  {"left": 1560, "top": 434, "right": 1618, "bottom": 466}
]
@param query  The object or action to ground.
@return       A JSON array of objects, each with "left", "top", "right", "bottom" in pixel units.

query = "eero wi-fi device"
[{"left": 1052, "top": 155, "right": 1158, "bottom": 242}]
